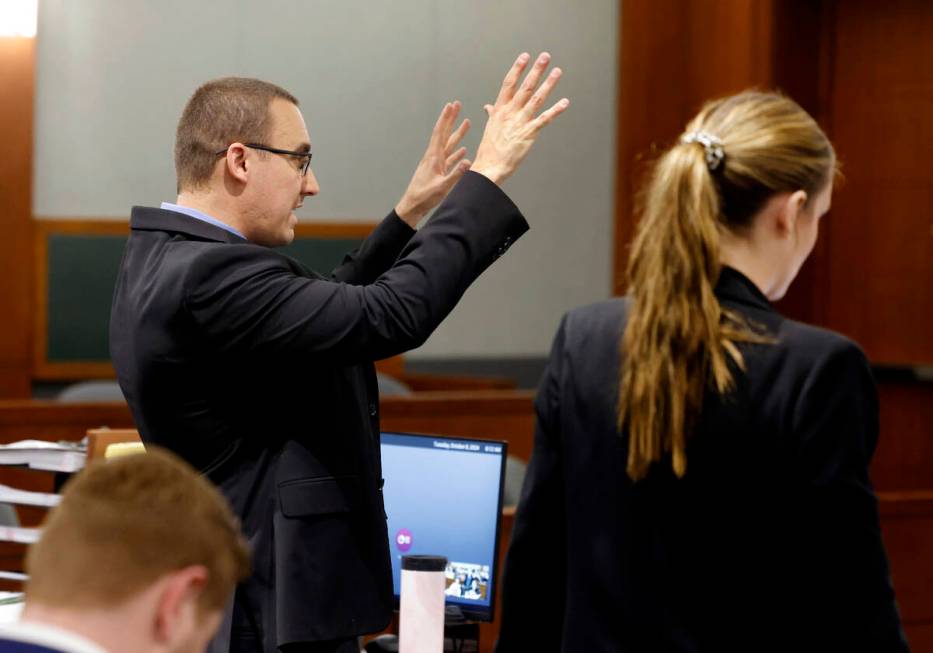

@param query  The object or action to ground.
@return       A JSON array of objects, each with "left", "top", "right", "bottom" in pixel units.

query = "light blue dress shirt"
[{"left": 160, "top": 202, "right": 246, "bottom": 240}]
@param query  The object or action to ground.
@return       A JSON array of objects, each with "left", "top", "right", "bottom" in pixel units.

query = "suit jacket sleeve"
[
  {"left": 183, "top": 172, "right": 527, "bottom": 367},
  {"left": 330, "top": 211, "right": 415, "bottom": 285},
  {"left": 792, "top": 341, "right": 909, "bottom": 651},
  {"left": 495, "top": 315, "right": 569, "bottom": 652}
]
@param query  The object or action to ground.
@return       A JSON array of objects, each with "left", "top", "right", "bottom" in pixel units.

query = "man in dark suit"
[
  {"left": 0, "top": 449, "right": 250, "bottom": 653},
  {"left": 110, "top": 53, "right": 568, "bottom": 653}
]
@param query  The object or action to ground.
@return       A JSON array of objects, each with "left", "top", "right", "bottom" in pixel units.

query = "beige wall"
[{"left": 33, "top": 0, "right": 618, "bottom": 358}]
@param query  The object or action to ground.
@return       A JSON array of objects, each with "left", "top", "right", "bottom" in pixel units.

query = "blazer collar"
[
  {"left": 715, "top": 266, "right": 774, "bottom": 313},
  {"left": 129, "top": 206, "right": 247, "bottom": 244}
]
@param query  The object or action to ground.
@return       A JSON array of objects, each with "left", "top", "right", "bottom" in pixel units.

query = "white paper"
[
  {"left": 0, "top": 485, "right": 60, "bottom": 508},
  {"left": 0, "top": 527, "right": 40, "bottom": 544}
]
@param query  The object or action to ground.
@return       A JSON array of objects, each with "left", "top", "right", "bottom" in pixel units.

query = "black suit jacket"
[
  {"left": 109, "top": 172, "right": 527, "bottom": 651},
  {"left": 0, "top": 636, "right": 70, "bottom": 653},
  {"left": 496, "top": 267, "right": 909, "bottom": 652}
]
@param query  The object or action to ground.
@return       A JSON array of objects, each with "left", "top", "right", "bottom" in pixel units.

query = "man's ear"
[
  {"left": 775, "top": 190, "right": 809, "bottom": 239},
  {"left": 224, "top": 143, "right": 250, "bottom": 184},
  {"left": 153, "top": 565, "right": 210, "bottom": 644}
]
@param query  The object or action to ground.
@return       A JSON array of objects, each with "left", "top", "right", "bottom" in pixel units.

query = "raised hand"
[
  {"left": 470, "top": 52, "right": 570, "bottom": 186},
  {"left": 395, "top": 101, "right": 472, "bottom": 227}
]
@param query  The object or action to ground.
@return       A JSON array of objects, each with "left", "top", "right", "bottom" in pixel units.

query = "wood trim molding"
[
  {"left": 32, "top": 219, "right": 48, "bottom": 379},
  {"left": 32, "top": 219, "right": 131, "bottom": 236},
  {"left": 31, "top": 221, "right": 130, "bottom": 379},
  {"left": 0, "top": 400, "right": 134, "bottom": 443},
  {"left": 294, "top": 222, "right": 377, "bottom": 238},
  {"left": 31, "top": 218, "right": 378, "bottom": 238},
  {"left": 33, "top": 362, "right": 117, "bottom": 381},
  {"left": 380, "top": 390, "right": 535, "bottom": 418}
]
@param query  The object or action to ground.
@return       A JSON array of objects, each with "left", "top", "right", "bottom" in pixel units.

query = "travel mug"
[{"left": 399, "top": 554, "right": 447, "bottom": 653}]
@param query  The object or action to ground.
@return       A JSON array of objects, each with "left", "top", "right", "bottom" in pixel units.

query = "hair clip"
[{"left": 681, "top": 131, "right": 725, "bottom": 171}]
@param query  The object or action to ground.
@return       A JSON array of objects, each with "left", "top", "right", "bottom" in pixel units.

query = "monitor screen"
[{"left": 380, "top": 432, "right": 507, "bottom": 622}]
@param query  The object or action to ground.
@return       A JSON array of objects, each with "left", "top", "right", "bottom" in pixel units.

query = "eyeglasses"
[{"left": 215, "top": 143, "right": 313, "bottom": 176}]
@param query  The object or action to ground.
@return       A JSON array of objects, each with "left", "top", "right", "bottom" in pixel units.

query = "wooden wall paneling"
[
  {"left": 878, "top": 491, "right": 933, "bottom": 646},
  {"left": 380, "top": 391, "right": 536, "bottom": 462},
  {"left": 905, "top": 626, "right": 933, "bottom": 653},
  {"left": 614, "top": 0, "right": 782, "bottom": 294},
  {"left": 871, "top": 380, "right": 933, "bottom": 492},
  {"left": 769, "top": 0, "right": 834, "bottom": 324},
  {"left": 0, "top": 542, "right": 27, "bottom": 574},
  {"left": 613, "top": 0, "right": 836, "bottom": 326},
  {"left": 399, "top": 373, "right": 515, "bottom": 392},
  {"left": 821, "top": 0, "right": 933, "bottom": 364},
  {"left": 0, "top": 400, "right": 134, "bottom": 443},
  {"left": 0, "top": 465, "right": 55, "bottom": 500},
  {"left": 0, "top": 393, "right": 532, "bottom": 456},
  {"left": 614, "top": 0, "right": 836, "bottom": 309},
  {"left": 0, "top": 37, "right": 36, "bottom": 398},
  {"left": 14, "top": 505, "right": 47, "bottom": 528}
]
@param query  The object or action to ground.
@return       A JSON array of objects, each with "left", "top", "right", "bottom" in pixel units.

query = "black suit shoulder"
[
  {"left": 549, "top": 295, "right": 873, "bottom": 428},
  {"left": 178, "top": 240, "right": 309, "bottom": 300},
  {"left": 498, "top": 274, "right": 907, "bottom": 652},
  {"left": 560, "top": 297, "right": 630, "bottom": 345},
  {"left": 771, "top": 312, "right": 869, "bottom": 372}
]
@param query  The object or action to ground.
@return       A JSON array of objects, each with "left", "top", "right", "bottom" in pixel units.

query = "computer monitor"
[{"left": 380, "top": 431, "right": 508, "bottom": 622}]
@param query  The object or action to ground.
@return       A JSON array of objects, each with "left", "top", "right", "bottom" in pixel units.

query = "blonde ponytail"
[{"left": 618, "top": 91, "right": 835, "bottom": 481}]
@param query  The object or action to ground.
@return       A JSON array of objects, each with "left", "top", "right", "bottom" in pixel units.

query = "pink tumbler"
[{"left": 399, "top": 554, "right": 447, "bottom": 653}]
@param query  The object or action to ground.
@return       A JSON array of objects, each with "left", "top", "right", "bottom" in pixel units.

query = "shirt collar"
[
  {"left": 714, "top": 265, "right": 774, "bottom": 313},
  {"left": 0, "top": 619, "right": 109, "bottom": 653},
  {"left": 160, "top": 202, "right": 246, "bottom": 240}
]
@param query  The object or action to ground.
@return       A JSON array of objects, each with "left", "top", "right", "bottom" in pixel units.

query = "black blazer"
[
  {"left": 0, "top": 636, "right": 71, "bottom": 653},
  {"left": 496, "top": 267, "right": 909, "bottom": 652},
  {"left": 109, "top": 172, "right": 527, "bottom": 651}
]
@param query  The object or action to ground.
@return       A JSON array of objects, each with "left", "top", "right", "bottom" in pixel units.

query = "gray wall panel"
[{"left": 33, "top": 0, "right": 618, "bottom": 358}]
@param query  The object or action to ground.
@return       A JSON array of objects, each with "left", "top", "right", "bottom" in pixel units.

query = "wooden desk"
[{"left": 2, "top": 391, "right": 930, "bottom": 650}]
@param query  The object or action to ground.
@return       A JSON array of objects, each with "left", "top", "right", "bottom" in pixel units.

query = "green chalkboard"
[
  {"left": 45, "top": 234, "right": 363, "bottom": 364},
  {"left": 47, "top": 235, "right": 127, "bottom": 361}
]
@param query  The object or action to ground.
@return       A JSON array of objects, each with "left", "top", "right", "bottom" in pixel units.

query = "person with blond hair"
[
  {"left": 0, "top": 448, "right": 250, "bottom": 653},
  {"left": 496, "top": 91, "right": 909, "bottom": 651}
]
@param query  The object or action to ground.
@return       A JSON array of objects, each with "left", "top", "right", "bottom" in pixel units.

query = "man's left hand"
[{"left": 395, "top": 101, "right": 471, "bottom": 227}]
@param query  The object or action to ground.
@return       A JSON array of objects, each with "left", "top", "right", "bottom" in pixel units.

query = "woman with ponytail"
[{"left": 496, "top": 92, "right": 909, "bottom": 652}]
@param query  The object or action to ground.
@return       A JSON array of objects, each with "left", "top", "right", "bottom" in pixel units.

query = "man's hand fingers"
[
  {"left": 428, "top": 102, "right": 453, "bottom": 149},
  {"left": 511, "top": 52, "right": 551, "bottom": 108},
  {"left": 429, "top": 101, "right": 461, "bottom": 150},
  {"left": 439, "top": 100, "right": 462, "bottom": 149},
  {"left": 445, "top": 118, "right": 471, "bottom": 154},
  {"left": 494, "top": 53, "right": 531, "bottom": 106},
  {"left": 523, "top": 67, "right": 562, "bottom": 116},
  {"left": 530, "top": 98, "right": 570, "bottom": 134},
  {"left": 445, "top": 147, "right": 468, "bottom": 173}
]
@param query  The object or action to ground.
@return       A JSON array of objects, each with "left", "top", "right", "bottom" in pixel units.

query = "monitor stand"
[
  {"left": 444, "top": 606, "right": 479, "bottom": 653},
  {"left": 364, "top": 607, "right": 480, "bottom": 653}
]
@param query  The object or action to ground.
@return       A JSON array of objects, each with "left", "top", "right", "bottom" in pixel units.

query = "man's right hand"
[{"left": 470, "top": 52, "right": 570, "bottom": 186}]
